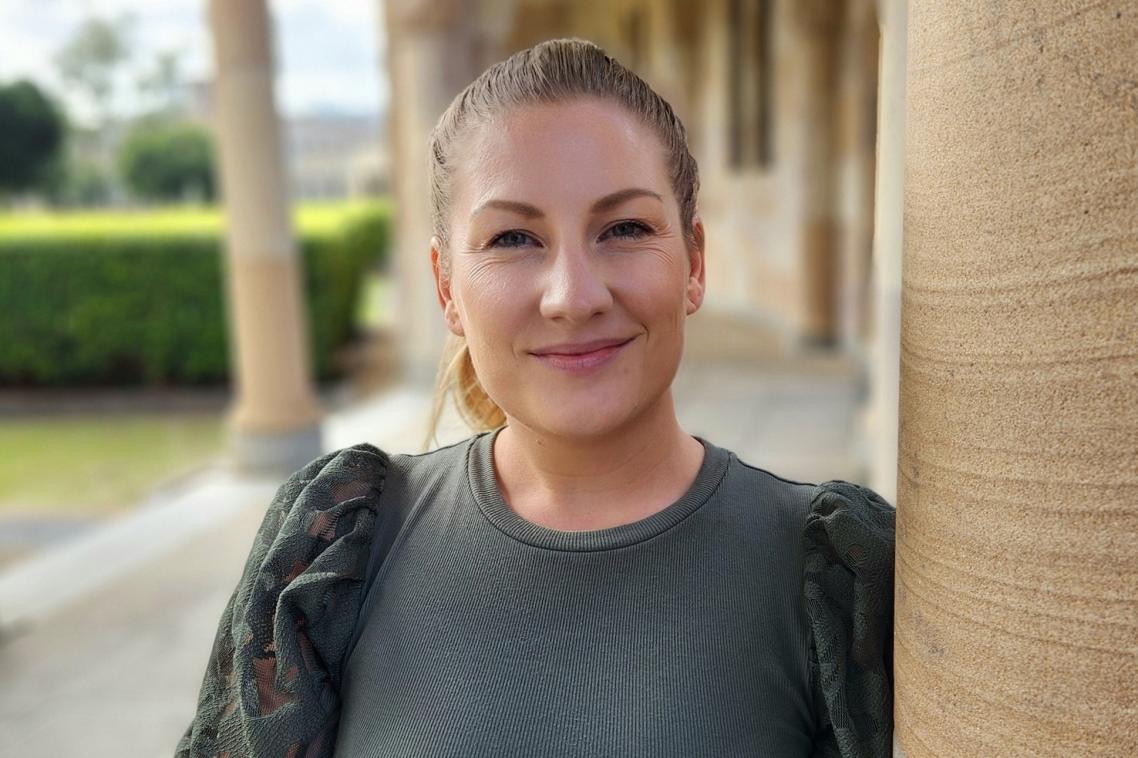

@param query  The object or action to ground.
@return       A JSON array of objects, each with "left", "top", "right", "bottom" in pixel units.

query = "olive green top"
[
  {"left": 176, "top": 430, "right": 895, "bottom": 758},
  {"left": 336, "top": 428, "right": 811, "bottom": 755}
]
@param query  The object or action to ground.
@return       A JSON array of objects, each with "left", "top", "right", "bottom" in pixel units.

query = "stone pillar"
[
  {"left": 383, "top": 0, "right": 478, "bottom": 385},
  {"left": 837, "top": 0, "right": 879, "bottom": 351},
  {"left": 865, "top": 0, "right": 903, "bottom": 506},
  {"left": 793, "top": 1, "right": 841, "bottom": 346},
  {"left": 208, "top": 0, "right": 324, "bottom": 474},
  {"left": 896, "top": 2, "right": 1137, "bottom": 755}
]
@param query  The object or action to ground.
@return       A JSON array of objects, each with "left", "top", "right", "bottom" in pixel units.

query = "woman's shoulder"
[
  {"left": 280, "top": 430, "right": 478, "bottom": 500},
  {"left": 718, "top": 443, "right": 894, "bottom": 543},
  {"left": 701, "top": 444, "right": 896, "bottom": 755},
  {"left": 382, "top": 431, "right": 481, "bottom": 477},
  {"left": 714, "top": 445, "right": 839, "bottom": 531},
  {"left": 176, "top": 441, "right": 393, "bottom": 757},
  {"left": 801, "top": 478, "right": 896, "bottom": 758},
  {"left": 179, "top": 433, "right": 478, "bottom": 755},
  {"left": 803, "top": 479, "right": 896, "bottom": 578},
  {"left": 269, "top": 440, "right": 390, "bottom": 509}
]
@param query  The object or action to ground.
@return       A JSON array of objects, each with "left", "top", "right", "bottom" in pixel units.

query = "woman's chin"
[{"left": 525, "top": 397, "right": 642, "bottom": 440}]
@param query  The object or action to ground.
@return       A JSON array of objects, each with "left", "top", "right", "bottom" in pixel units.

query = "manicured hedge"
[{"left": 0, "top": 201, "right": 390, "bottom": 386}]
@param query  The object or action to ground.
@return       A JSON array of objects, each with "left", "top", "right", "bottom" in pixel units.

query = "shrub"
[
  {"left": 0, "top": 200, "right": 390, "bottom": 386},
  {"left": 118, "top": 119, "right": 216, "bottom": 203}
]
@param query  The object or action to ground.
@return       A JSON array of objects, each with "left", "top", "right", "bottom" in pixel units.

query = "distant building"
[
  {"left": 284, "top": 112, "right": 389, "bottom": 200},
  {"left": 186, "top": 78, "right": 390, "bottom": 202}
]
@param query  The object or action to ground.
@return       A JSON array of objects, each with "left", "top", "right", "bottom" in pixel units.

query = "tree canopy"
[
  {"left": 53, "top": 14, "right": 134, "bottom": 125},
  {"left": 0, "top": 80, "right": 66, "bottom": 194},
  {"left": 118, "top": 119, "right": 217, "bottom": 202}
]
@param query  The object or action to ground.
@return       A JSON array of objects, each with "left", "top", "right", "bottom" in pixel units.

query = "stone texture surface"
[{"left": 897, "top": 2, "right": 1138, "bottom": 755}]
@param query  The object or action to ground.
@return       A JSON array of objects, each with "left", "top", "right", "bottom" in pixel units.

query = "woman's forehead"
[{"left": 454, "top": 100, "right": 671, "bottom": 214}]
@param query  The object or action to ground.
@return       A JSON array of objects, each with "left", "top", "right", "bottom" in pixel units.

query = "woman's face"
[{"left": 431, "top": 96, "right": 705, "bottom": 440}]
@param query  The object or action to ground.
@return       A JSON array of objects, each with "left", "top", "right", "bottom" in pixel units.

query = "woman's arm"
[
  {"left": 803, "top": 480, "right": 897, "bottom": 758},
  {"left": 176, "top": 444, "right": 387, "bottom": 758}
]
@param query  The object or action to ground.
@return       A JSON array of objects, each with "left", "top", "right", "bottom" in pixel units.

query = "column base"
[
  {"left": 795, "top": 331, "right": 839, "bottom": 351},
  {"left": 225, "top": 423, "right": 325, "bottom": 477}
]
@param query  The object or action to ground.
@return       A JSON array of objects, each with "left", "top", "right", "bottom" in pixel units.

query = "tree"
[
  {"left": 118, "top": 119, "right": 216, "bottom": 203},
  {"left": 53, "top": 14, "right": 135, "bottom": 126},
  {"left": 0, "top": 80, "right": 66, "bottom": 194},
  {"left": 53, "top": 14, "right": 138, "bottom": 206},
  {"left": 137, "top": 49, "right": 185, "bottom": 116},
  {"left": 41, "top": 149, "right": 115, "bottom": 208}
]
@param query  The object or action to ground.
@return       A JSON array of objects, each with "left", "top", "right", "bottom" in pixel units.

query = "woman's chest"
[{"left": 333, "top": 506, "right": 814, "bottom": 757}]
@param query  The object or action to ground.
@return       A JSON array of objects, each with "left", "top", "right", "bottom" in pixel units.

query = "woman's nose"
[{"left": 538, "top": 244, "right": 613, "bottom": 323}]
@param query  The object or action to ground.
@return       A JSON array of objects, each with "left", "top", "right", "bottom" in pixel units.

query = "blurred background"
[{"left": 0, "top": 0, "right": 904, "bottom": 755}]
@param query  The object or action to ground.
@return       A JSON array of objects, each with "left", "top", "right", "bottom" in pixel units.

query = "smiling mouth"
[
  {"left": 533, "top": 337, "right": 635, "bottom": 357},
  {"left": 531, "top": 336, "right": 635, "bottom": 373}
]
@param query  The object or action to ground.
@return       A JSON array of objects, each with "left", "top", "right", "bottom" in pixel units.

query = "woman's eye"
[
  {"left": 603, "top": 221, "right": 652, "bottom": 240},
  {"left": 488, "top": 230, "right": 536, "bottom": 248}
]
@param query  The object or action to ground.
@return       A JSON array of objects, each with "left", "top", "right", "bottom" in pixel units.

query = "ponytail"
[{"left": 421, "top": 333, "right": 507, "bottom": 452}]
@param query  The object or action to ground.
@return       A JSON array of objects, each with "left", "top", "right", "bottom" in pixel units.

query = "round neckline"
[{"left": 467, "top": 425, "right": 730, "bottom": 552}]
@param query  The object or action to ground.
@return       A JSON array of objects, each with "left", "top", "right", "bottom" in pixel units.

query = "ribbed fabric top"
[
  {"left": 469, "top": 426, "right": 731, "bottom": 551},
  {"left": 333, "top": 426, "right": 820, "bottom": 757}
]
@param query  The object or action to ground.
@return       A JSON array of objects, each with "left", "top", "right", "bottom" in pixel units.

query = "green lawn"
[
  {"left": 0, "top": 271, "right": 393, "bottom": 520},
  {"left": 0, "top": 198, "right": 391, "bottom": 239},
  {"left": 0, "top": 412, "right": 227, "bottom": 518}
]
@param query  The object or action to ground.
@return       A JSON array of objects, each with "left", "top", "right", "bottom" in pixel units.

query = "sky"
[{"left": 0, "top": 0, "right": 388, "bottom": 123}]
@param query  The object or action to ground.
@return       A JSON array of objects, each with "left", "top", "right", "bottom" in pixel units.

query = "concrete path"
[{"left": 0, "top": 320, "right": 868, "bottom": 758}]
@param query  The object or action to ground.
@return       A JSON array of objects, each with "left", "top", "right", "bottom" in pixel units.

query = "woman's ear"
[
  {"left": 685, "top": 215, "right": 706, "bottom": 316},
  {"left": 431, "top": 237, "right": 465, "bottom": 337}
]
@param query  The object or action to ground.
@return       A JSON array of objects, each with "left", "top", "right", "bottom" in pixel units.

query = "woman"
[{"left": 177, "top": 38, "right": 895, "bottom": 758}]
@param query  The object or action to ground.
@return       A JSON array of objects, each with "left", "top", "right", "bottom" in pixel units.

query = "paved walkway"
[{"left": 0, "top": 317, "right": 869, "bottom": 758}]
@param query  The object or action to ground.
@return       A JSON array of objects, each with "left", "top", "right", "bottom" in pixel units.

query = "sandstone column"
[
  {"left": 896, "top": 2, "right": 1137, "bottom": 755},
  {"left": 793, "top": 1, "right": 841, "bottom": 345},
  {"left": 208, "top": 0, "right": 324, "bottom": 474},
  {"left": 383, "top": 0, "right": 478, "bottom": 384},
  {"left": 837, "top": 0, "right": 879, "bottom": 350}
]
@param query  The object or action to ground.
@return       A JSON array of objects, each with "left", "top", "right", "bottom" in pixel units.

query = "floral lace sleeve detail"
[
  {"left": 803, "top": 479, "right": 896, "bottom": 758},
  {"left": 175, "top": 443, "right": 388, "bottom": 758}
]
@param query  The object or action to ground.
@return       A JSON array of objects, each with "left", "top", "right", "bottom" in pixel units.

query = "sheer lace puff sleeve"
[
  {"left": 175, "top": 443, "right": 388, "bottom": 758},
  {"left": 804, "top": 479, "right": 897, "bottom": 758}
]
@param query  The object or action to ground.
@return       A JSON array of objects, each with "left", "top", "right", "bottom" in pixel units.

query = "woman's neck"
[{"left": 492, "top": 393, "right": 706, "bottom": 531}]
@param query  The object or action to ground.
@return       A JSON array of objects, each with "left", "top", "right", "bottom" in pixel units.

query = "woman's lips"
[{"left": 533, "top": 337, "right": 634, "bottom": 374}]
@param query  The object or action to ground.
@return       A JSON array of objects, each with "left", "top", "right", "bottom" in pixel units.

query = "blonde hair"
[{"left": 421, "top": 37, "right": 701, "bottom": 451}]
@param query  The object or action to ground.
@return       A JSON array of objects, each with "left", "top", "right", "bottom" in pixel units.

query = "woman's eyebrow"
[
  {"left": 470, "top": 187, "right": 664, "bottom": 219},
  {"left": 592, "top": 187, "right": 664, "bottom": 214},
  {"left": 472, "top": 198, "right": 543, "bottom": 219}
]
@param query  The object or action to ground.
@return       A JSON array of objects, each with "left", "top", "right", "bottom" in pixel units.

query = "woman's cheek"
[
  {"left": 611, "top": 262, "right": 685, "bottom": 320},
  {"left": 461, "top": 261, "right": 528, "bottom": 318},
  {"left": 461, "top": 275, "right": 532, "bottom": 376},
  {"left": 613, "top": 241, "right": 685, "bottom": 282},
  {"left": 482, "top": 284, "right": 531, "bottom": 344}
]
